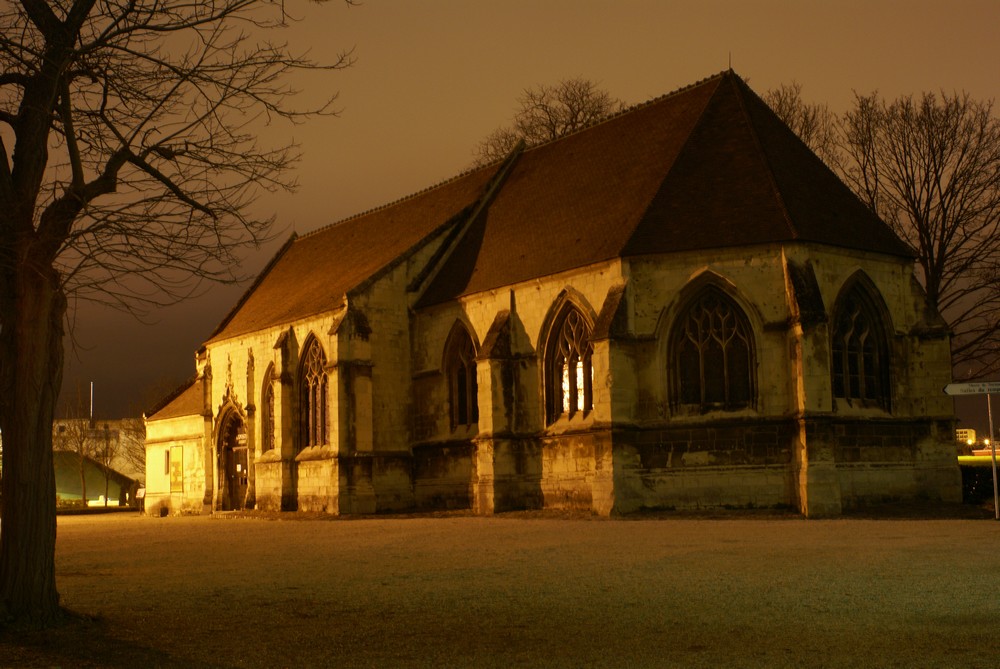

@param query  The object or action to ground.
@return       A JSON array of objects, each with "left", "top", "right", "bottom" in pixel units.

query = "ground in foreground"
[{"left": 2, "top": 507, "right": 999, "bottom": 668}]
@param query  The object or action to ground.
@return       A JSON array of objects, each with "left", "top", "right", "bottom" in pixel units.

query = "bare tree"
[
  {"left": 117, "top": 416, "right": 147, "bottom": 482},
  {"left": 764, "top": 82, "right": 1000, "bottom": 379},
  {"left": 0, "top": 0, "right": 352, "bottom": 627},
  {"left": 474, "top": 78, "right": 624, "bottom": 165},
  {"left": 94, "top": 423, "right": 119, "bottom": 506},
  {"left": 761, "top": 82, "right": 840, "bottom": 166},
  {"left": 840, "top": 92, "right": 1000, "bottom": 378}
]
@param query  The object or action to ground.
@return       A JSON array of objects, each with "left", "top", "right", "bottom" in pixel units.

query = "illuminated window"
[
  {"left": 262, "top": 365, "right": 275, "bottom": 452},
  {"left": 546, "top": 306, "right": 593, "bottom": 422},
  {"left": 299, "top": 338, "right": 328, "bottom": 448},
  {"left": 445, "top": 326, "right": 479, "bottom": 429},
  {"left": 831, "top": 283, "right": 890, "bottom": 409},
  {"left": 671, "top": 286, "right": 754, "bottom": 411}
]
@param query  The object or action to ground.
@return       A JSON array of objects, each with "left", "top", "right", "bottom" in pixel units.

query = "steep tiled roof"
[
  {"left": 208, "top": 71, "right": 911, "bottom": 337},
  {"left": 147, "top": 378, "right": 203, "bottom": 421},
  {"left": 418, "top": 72, "right": 910, "bottom": 306},
  {"left": 208, "top": 166, "right": 499, "bottom": 342}
]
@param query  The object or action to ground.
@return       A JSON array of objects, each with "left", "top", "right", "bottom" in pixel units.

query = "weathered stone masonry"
[{"left": 144, "top": 71, "right": 960, "bottom": 518}]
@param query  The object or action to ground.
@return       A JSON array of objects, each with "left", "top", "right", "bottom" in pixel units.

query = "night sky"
[{"left": 60, "top": 0, "right": 1000, "bottom": 434}]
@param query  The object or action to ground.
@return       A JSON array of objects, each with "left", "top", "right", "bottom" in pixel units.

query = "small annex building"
[{"left": 144, "top": 71, "right": 960, "bottom": 517}]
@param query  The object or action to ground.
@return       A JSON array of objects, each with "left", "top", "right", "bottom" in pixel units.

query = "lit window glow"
[{"left": 548, "top": 306, "right": 593, "bottom": 422}]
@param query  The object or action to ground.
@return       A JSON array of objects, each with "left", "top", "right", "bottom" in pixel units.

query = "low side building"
[
  {"left": 145, "top": 71, "right": 960, "bottom": 517},
  {"left": 144, "top": 379, "right": 213, "bottom": 515}
]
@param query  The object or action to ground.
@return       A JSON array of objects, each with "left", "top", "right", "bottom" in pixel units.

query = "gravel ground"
[{"left": 2, "top": 508, "right": 999, "bottom": 668}]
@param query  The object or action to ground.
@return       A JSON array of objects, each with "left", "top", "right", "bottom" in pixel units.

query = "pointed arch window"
[
  {"left": 300, "top": 338, "right": 328, "bottom": 448},
  {"left": 546, "top": 306, "right": 593, "bottom": 423},
  {"left": 445, "top": 325, "right": 479, "bottom": 429},
  {"left": 831, "top": 283, "right": 891, "bottom": 409},
  {"left": 671, "top": 286, "right": 755, "bottom": 411},
  {"left": 261, "top": 365, "right": 275, "bottom": 452}
]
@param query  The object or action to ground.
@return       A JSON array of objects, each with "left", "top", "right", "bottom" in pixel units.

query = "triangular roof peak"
[
  {"left": 208, "top": 71, "right": 912, "bottom": 334},
  {"left": 418, "top": 70, "right": 909, "bottom": 306},
  {"left": 207, "top": 163, "right": 499, "bottom": 343},
  {"left": 475, "top": 70, "right": 735, "bottom": 167}
]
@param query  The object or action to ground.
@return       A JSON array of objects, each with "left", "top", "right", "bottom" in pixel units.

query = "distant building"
[
  {"left": 53, "top": 418, "right": 144, "bottom": 506},
  {"left": 145, "top": 71, "right": 960, "bottom": 518},
  {"left": 956, "top": 428, "right": 976, "bottom": 445},
  {"left": 52, "top": 451, "right": 139, "bottom": 507}
]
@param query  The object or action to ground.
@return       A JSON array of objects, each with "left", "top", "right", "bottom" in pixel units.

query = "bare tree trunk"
[
  {"left": 0, "top": 0, "right": 350, "bottom": 629},
  {"left": 0, "top": 264, "right": 66, "bottom": 627}
]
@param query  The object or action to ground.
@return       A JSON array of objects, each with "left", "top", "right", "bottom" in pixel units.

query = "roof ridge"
[
  {"left": 474, "top": 71, "right": 735, "bottom": 166},
  {"left": 302, "top": 72, "right": 738, "bottom": 233},
  {"left": 726, "top": 74, "right": 799, "bottom": 239},
  {"left": 299, "top": 163, "right": 497, "bottom": 240},
  {"left": 725, "top": 76, "right": 912, "bottom": 258},
  {"left": 205, "top": 232, "right": 299, "bottom": 343},
  {"left": 624, "top": 73, "right": 729, "bottom": 253},
  {"left": 602, "top": 69, "right": 733, "bottom": 123},
  {"left": 572, "top": 71, "right": 728, "bottom": 146},
  {"left": 145, "top": 376, "right": 199, "bottom": 419}
]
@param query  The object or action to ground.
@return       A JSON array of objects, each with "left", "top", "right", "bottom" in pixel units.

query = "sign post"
[{"left": 945, "top": 382, "right": 999, "bottom": 520}]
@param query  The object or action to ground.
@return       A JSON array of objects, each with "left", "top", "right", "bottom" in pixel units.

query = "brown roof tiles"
[
  {"left": 420, "top": 72, "right": 910, "bottom": 306},
  {"left": 146, "top": 378, "right": 203, "bottom": 421},
  {"left": 208, "top": 166, "right": 498, "bottom": 342},
  {"left": 209, "top": 71, "right": 912, "bottom": 336}
]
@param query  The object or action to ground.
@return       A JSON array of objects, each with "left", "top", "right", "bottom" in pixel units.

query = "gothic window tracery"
[
  {"left": 300, "top": 338, "right": 328, "bottom": 448},
  {"left": 671, "top": 286, "right": 755, "bottom": 411},
  {"left": 262, "top": 365, "right": 275, "bottom": 452},
  {"left": 445, "top": 326, "right": 479, "bottom": 429},
  {"left": 546, "top": 305, "right": 593, "bottom": 423},
  {"left": 831, "top": 283, "right": 891, "bottom": 409}
]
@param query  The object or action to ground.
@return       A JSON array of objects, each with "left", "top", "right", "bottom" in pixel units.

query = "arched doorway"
[{"left": 218, "top": 411, "right": 249, "bottom": 511}]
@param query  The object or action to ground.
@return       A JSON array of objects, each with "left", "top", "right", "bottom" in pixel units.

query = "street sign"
[{"left": 943, "top": 381, "right": 1000, "bottom": 396}]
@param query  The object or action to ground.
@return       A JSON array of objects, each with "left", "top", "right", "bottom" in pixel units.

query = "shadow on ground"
[{"left": 0, "top": 613, "right": 229, "bottom": 669}]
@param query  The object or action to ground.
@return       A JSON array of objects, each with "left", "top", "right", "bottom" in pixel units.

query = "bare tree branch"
[
  {"left": 839, "top": 91, "right": 1000, "bottom": 377},
  {"left": 473, "top": 77, "right": 624, "bottom": 166},
  {"left": 762, "top": 81, "right": 841, "bottom": 167},
  {"left": 0, "top": 0, "right": 353, "bottom": 627},
  {"left": 766, "top": 83, "right": 1000, "bottom": 379}
]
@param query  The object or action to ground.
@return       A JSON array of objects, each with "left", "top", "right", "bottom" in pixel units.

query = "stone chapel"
[{"left": 144, "top": 71, "right": 961, "bottom": 517}]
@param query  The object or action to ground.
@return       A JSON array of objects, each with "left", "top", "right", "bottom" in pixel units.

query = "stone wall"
[
  {"left": 809, "top": 417, "right": 961, "bottom": 510},
  {"left": 604, "top": 420, "right": 796, "bottom": 513},
  {"left": 143, "top": 412, "right": 209, "bottom": 515},
  {"left": 253, "top": 455, "right": 290, "bottom": 512},
  {"left": 413, "top": 441, "right": 474, "bottom": 509},
  {"left": 153, "top": 234, "right": 959, "bottom": 517}
]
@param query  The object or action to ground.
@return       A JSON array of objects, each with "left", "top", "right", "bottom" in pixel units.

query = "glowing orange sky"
[{"left": 64, "top": 0, "right": 1000, "bottom": 423}]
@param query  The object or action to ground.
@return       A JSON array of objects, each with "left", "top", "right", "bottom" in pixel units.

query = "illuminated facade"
[
  {"left": 144, "top": 72, "right": 960, "bottom": 517},
  {"left": 956, "top": 428, "right": 976, "bottom": 444}
]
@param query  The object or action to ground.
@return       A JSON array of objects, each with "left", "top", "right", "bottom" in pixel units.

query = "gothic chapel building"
[{"left": 144, "top": 72, "right": 960, "bottom": 517}]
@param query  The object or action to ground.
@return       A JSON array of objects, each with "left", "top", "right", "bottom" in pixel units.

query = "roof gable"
[
  {"left": 623, "top": 74, "right": 793, "bottom": 253},
  {"left": 420, "top": 71, "right": 910, "bottom": 307},
  {"left": 418, "top": 75, "right": 720, "bottom": 306},
  {"left": 208, "top": 166, "right": 498, "bottom": 343},
  {"left": 205, "top": 71, "right": 913, "bottom": 333},
  {"left": 147, "top": 378, "right": 203, "bottom": 421},
  {"left": 733, "top": 77, "right": 910, "bottom": 255},
  {"left": 629, "top": 74, "right": 909, "bottom": 256}
]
